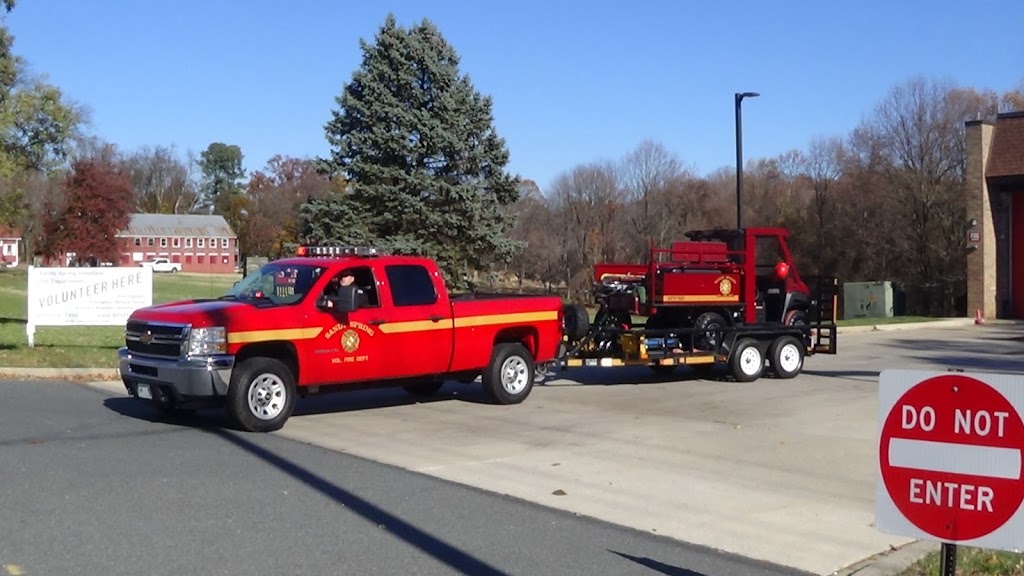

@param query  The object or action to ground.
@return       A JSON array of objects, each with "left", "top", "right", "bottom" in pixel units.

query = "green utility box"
[{"left": 843, "top": 281, "right": 894, "bottom": 319}]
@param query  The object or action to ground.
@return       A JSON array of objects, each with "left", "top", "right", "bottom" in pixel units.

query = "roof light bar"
[{"left": 298, "top": 245, "right": 380, "bottom": 257}]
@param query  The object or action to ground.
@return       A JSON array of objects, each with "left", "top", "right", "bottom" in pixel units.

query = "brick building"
[
  {"left": 966, "top": 111, "right": 1024, "bottom": 319},
  {"left": 117, "top": 213, "right": 238, "bottom": 274},
  {"left": 0, "top": 225, "right": 20, "bottom": 268}
]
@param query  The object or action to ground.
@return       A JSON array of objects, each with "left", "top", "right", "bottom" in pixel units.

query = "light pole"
[{"left": 735, "top": 91, "right": 759, "bottom": 229}]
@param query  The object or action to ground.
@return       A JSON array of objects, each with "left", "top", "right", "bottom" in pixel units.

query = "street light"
[{"left": 735, "top": 91, "right": 759, "bottom": 229}]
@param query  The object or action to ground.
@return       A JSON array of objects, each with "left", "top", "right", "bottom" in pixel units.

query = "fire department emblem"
[
  {"left": 340, "top": 329, "right": 360, "bottom": 353},
  {"left": 717, "top": 277, "right": 734, "bottom": 296}
]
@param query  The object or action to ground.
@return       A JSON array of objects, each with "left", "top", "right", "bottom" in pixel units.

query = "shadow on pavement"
[
  {"left": 885, "top": 336, "right": 1024, "bottom": 373},
  {"left": 209, "top": 426, "right": 511, "bottom": 576},
  {"left": 609, "top": 550, "right": 707, "bottom": 576},
  {"left": 801, "top": 369, "right": 879, "bottom": 382},
  {"left": 543, "top": 365, "right": 729, "bottom": 387},
  {"left": 102, "top": 394, "right": 511, "bottom": 575},
  {"left": 103, "top": 396, "right": 226, "bottom": 428},
  {"left": 292, "top": 382, "right": 492, "bottom": 417}
]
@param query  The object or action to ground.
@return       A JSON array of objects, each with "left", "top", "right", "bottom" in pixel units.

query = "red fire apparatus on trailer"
[{"left": 554, "top": 226, "right": 838, "bottom": 382}]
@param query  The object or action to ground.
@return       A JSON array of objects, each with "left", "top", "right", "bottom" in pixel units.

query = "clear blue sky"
[{"left": 6, "top": 0, "right": 1023, "bottom": 193}]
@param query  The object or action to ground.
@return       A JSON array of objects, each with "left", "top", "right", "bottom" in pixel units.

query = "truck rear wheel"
[
  {"left": 729, "top": 338, "right": 764, "bottom": 382},
  {"left": 769, "top": 335, "right": 804, "bottom": 379},
  {"left": 482, "top": 343, "right": 535, "bottom": 405},
  {"left": 226, "top": 357, "right": 297, "bottom": 433}
]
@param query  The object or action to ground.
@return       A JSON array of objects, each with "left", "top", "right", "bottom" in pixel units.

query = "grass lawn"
[
  {"left": 898, "top": 547, "right": 1024, "bottom": 575},
  {"left": 0, "top": 267, "right": 238, "bottom": 368}
]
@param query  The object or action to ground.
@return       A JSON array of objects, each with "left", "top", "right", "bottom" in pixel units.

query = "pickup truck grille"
[{"left": 125, "top": 321, "right": 189, "bottom": 359}]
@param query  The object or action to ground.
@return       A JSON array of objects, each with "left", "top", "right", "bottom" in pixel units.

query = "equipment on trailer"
[{"left": 557, "top": 227, "right": 838, "bottom": 382}]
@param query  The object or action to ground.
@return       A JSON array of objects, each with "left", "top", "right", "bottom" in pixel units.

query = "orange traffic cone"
[{"left": 975, "top": 309, "right": 985, "bottom": 325}]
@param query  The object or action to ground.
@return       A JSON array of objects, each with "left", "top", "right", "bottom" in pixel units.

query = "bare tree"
[
  {"left": 549, "top": 161, "right": 623, "bottom": 299},
  {"left": 619, "top": 140, "right": 684, "bottom": 258},
  {"left": 860, "top": 77, "right": 1001, "bottom": 314},
  {"left": 803, "top": 136, "right": 845, "bottom": 272},
  {"left": 1001, "top": 79, "right": 1024, "bottom": 112},
  {"left": 122, "top": 145, "right": 196, "bottom": 214}
]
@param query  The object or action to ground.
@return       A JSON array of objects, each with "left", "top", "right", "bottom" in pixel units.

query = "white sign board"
[
  {"left": 877, "top": 368, "right": 1024, "bottom": 552},
  {"left": 26, "top": 266, "right": 153, "bottom": 346}
]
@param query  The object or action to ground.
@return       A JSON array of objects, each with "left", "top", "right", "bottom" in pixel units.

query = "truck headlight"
[{"left": 188, "top": 326, "right": 227, "bottom": 356}]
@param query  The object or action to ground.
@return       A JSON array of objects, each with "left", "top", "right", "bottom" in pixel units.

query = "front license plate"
[{"left": 137, "top": 383, "right": 152, "bottom": 399}]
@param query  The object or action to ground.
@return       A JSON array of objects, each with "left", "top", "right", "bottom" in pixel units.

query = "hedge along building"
[
  {"left": 967, "top": 111, "right": 1024, "bottom": 320},
  {"left": 116, "top": 213, "right": 238, "bottom": 274}
]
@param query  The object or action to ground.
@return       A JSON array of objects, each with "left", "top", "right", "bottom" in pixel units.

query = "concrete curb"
[
  {"left": 832, "top": 539, "right": 938, "bottom": 576},
  {"left": 837, "top": 317, "right": 999, "bottom": 334},
  {"left": 0, "top": 367, "right": 120, "bottom": 381}
]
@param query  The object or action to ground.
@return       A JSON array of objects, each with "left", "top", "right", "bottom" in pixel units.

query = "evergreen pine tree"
[{"left": 306, "top": 13, "right": 522, "bottom": 288}]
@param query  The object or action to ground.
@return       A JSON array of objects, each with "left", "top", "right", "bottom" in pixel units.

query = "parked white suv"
[{"left": 139, "top": 257, "right": 182, "bottom": 273}]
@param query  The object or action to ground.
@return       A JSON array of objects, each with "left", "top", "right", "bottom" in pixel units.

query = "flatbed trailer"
[{"left": 551, "top": 276, "right": 839, "bottom": 382}]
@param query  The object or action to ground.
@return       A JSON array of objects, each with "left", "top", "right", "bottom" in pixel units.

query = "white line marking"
[{"left": 888, "top": 438, "right": 1021, "bottom": 479}]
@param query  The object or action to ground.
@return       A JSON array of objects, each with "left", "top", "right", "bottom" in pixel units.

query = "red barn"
[
  {"left": 116, "top": 213, "right": 238, "bottom": 274},
  {"left": 0, "top": 225, "right": 21, "bottom": 268}
]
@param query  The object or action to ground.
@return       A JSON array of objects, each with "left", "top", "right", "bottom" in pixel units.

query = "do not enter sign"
[{"left": 877, "top": 369, "right": 1024, "bottom": 549}]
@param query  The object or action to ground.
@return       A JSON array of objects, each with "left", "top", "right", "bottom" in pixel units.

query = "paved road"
[
  {"left": 0, "top": 379, "right": 809, "bottom": 576},
  {"left": 109, "top": 321, "right": 1015, "bottom": 576}
]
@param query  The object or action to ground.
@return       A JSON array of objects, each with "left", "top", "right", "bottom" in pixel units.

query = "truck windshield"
[{"left": 223, "top": 263, "right": 328, "bottom": 305}]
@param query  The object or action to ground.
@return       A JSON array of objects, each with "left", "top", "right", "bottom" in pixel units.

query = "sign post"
[{"left": 877, "top": 369, "right": 1024, "bottom": 574}]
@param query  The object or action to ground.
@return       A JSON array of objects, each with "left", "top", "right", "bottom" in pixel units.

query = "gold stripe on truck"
[
  {"left": 378, "top": 310, "right": 559, "bottom": 334},
  {"left": 454, "top": 311, "right": 559, "bottom": 328},
  {"left": 228, "top": 327, "right": 324, "bottom": 344}
]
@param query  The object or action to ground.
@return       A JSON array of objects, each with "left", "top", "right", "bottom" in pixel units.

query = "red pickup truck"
[{"left": 117, "top": 246, "right": 565, "bottom": 432}]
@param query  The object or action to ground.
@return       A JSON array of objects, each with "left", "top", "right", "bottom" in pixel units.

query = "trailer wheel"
[
  {"left": 482, "top": 343, "right": 535, "bottom": 404},
  {"left": 562, "top": 304, "right": 590, "bottom": 342},
  {"left": 226, "top": 357, "right": 297, "bottom": 433},
  {"left": 729, "top": 338, "right": 764, "bottom": 382},
  {"left": 769, "top": 335, "right": 804, "bottom": 379}
]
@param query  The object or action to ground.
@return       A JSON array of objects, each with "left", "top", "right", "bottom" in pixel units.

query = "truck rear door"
[{"left": 373, "top": 262, "right": 454, "bottom": 378}]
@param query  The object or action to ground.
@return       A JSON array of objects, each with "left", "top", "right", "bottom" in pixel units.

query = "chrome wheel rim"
[
  {"left": 501, "top": 356, "right": 530, "bottom": 394},
  {"left": 248, "top": 373, "right": 286, "bottom": 420}
]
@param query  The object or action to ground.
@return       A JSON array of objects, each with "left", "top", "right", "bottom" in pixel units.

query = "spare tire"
[
  {"left": 694, "top": 311, "right": 727, "bottom": 351},
  {"left": 562, "top": 304, "right": 590, "bottom": 341}
]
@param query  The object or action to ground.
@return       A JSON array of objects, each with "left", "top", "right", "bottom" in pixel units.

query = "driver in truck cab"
[{"left": 324, "top": 270, "right": 370, "bottom": 309}]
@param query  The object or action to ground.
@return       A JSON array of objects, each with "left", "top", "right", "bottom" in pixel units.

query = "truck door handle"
[
  {"left": 368, "top": 319, "right": 386, "bottom": 325},
  {"left": 428, "top": 315, "right": 444, "bottom": 322}
]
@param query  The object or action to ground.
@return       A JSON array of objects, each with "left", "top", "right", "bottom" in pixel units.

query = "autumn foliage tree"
[
  {"left": 43, "top": 157, "right": 133, "bottom": 266},
  {"left": 246, "top": 155, "right": 333, "bottom": 258}
]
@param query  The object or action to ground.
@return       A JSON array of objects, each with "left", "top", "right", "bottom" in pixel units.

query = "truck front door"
[{"left": 305, "top": 264, "right": 387, "bottom": 385}]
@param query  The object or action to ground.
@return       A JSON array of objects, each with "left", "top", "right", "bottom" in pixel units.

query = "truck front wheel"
[
  {"left": 482, "top": 343, "right": 535, "bottom": 405},
  {"left": 226, "top": 357, "right": 297, "bottom": 433}
]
